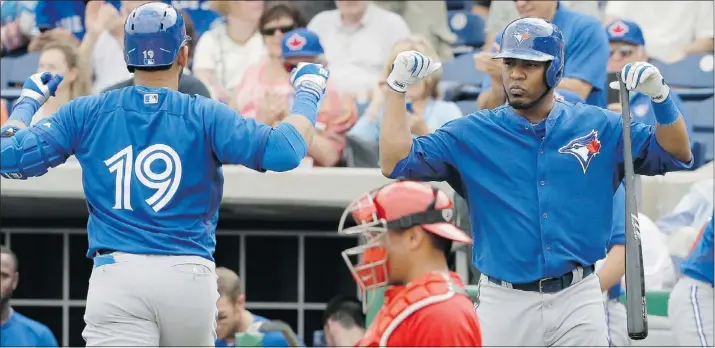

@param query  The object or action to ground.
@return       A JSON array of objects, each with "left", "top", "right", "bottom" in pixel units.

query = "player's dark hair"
[
  {"left": 427, "top": 233, "right": 453, "bottom": 259},
  {"left": 0, "top": 245, "right": 18, "bottom": 272},
  {"left": 322, "top": 295, "right": 365, "bottom": 329},
  {"left": 130, "top": 64, "right": 174, "bottom": 73},
  {"left": 259, "top": 1, "right": 308, "bottom": 32}
]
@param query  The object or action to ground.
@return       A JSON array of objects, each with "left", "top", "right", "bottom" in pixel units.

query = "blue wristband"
[
  {"left": 650, "top": 94, "right": 680, "bottom": 126},
  {"left": 290, "top": 89, "right": 319, "bottom": 125},
  {"left": 9, "top": 99, "right": 40, "bottom": 126}
]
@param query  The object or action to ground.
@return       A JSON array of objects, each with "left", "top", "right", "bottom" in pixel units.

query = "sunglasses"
[
  {"left": 260, "top": 25, "right": 295, "bottom": 36},
  {"left": 610, "top": 46, "right": 635, "bottom": 58}
]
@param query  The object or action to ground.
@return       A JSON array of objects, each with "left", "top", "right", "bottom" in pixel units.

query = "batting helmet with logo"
[
  {"left": 123, "top": 2, "right": 190, "bottom": 71},
  {"left": 494, "top": 17, "right": 565, "bottom": 88}
]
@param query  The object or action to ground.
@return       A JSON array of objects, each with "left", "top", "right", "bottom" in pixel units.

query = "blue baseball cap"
[
  {"left": 606, "top": 19, "right": 645, "bottom": 46},
  {"left": 281, "top": 29, "right": 323, "bottom": 58}
]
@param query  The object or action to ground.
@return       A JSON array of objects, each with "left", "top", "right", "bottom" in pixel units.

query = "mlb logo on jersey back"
[
  {"left": 558, "top": 129, "right": 601, "bottom": 174},
  {"left": 144, "top": 94, "right": 159, "bottom": 104}
]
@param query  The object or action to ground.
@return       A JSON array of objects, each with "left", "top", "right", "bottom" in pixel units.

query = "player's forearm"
[
  {"left": 379, "top": 89, "right": 413, "bottom": 176},
  {"left": 307, "top": 133, "right": 340, "bottom": 167},
  {"left": 476, "top": 86, "right": 505, "bottom": 110},
  {"left": 79, "top": 31, "right": 101, "bottom": 73},
  {"left": 652, "top": 96, "right": 692, "bottom": 163},
  {"left": 557, "top": 78, "right": 592, "bottom": 101},
  {"left": 597, "top": 245, "right": 626, "bottom": 291}
]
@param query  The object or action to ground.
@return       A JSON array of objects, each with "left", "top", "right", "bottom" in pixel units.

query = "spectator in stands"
[
  {"left": 0, "top": 245, "right": 58, "bottom": 347},
  {"left": 322, "top": 295, "right": 366, "bottom": 347},
  {"left": 31, "top": 41, "right": 91, "bottom": 125},
  {"left": 169, "top": 0, "right": 221, "bottom": 40},
  {"left": 193, "top": 1, "right": 266, "bottom": 102},
  {"left": 307, "top": 0, "right": 411, "bottom": 103},
  {"left": 483, "top": 1, "right": 603, "bottom": 49},
  {"left": 349, "top": 36, "right": 462, "bottom": 143},
  {"left": 29, "top": 0, "right": 122, "bottom": 52},
  {"left": 102, "top": 9, "right": 211, "bottom": 98},
  {"left": 79, "top": 1, "right": 140, "bottom": 95},
  {"left": 232, "top": 26, "right": 355, "bottom": 167},
  {"left": 288, "top": 1, "right": 336, "bottom": 22},
  {"left": 215, "top": 267, "right": 294, "bottom": 347},
  {"left": 605, "top": 20, "right": 690, "bottom": 135},
  {"left": 476, "top": 0, "right": 609, "bottom": 109},
  {"left": 604, "top": 1, "right": 714, "bottom": 63},
  {"left": 0, "top": 1, "right": 36, "bottom": 56},
  {"left": 374, "top": 1, "right": 456, "bottom": 60},
  {"left": 0, "top": 99, "right": 7, "bottom": 125}
]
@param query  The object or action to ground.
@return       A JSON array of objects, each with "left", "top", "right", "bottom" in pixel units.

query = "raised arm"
[
  {"left": 379, "top": 50, "right": 463, "bottom": 181},
  {"left": 209, "top": 63, "right": 329, "bottom": 172},
  {"left": 1, "top": 73, "right": 77, "bottom": 179},
  {"left": 612, "top": 62, "right": 692, "bottom": 174}
]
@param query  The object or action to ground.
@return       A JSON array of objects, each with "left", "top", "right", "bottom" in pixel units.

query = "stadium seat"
[
  {"left": 652, "top": 54, "right": 714, "bottom": 101},
  {"left": 456, "top": 100, "right": 477, "bottom": 115},
  {"left": 682, "top": 97, "right": 715, "bottom": 163},
  {"left": 440, "top": 53, "right": 486, "bottom": 100},
  {"left": 2, "top": 52, "right": 40, "bottom": 88},
  {"left": 448, "top": 11, "right": 486, "bottom": 54}
]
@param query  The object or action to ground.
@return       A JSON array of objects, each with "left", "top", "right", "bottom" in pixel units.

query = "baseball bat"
[{"left": 617, "top": 72, "right": 649, "bottom": 340}]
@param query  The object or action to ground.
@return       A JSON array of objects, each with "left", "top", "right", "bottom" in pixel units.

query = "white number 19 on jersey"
[{"left": 105, "top": 144, "right": 182, "bottom": 212}]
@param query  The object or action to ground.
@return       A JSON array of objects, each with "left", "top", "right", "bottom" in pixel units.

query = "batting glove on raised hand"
[
  {"left": 290, "top": 63, "right": 330, "bottom": 101},
  {"left": 386, "top": 50, "right": 442, "bottom": 94},
  {"left": 16, "top": 72, "right": 64, "bottom": 109},
  {"left": 609, "top": 62, "right": 670, "bottom": 103}
]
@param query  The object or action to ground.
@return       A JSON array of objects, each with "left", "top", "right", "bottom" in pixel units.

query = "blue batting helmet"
[
  {"left": 124, "top": 2, "right": 190, "bottom": 70},
  {"left": 494, "top": 17, "right": 565, "bottom": 88}
]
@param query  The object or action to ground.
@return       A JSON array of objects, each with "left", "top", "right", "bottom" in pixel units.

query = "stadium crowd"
[{"left": 0, "top": 0, "right": 713, "bottom": 347}]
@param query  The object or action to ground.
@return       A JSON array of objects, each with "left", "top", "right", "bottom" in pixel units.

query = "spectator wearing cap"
[
  {"left": 605, "top": 19, "right": 691, "bottom": 137},
  {"left": 476, "top": 0, "right": 610, "bottom": 109},
  {"left": 349, "top": 35, "right": 462, "bottom": 143},
  {"left": 231, "top": 27, "right": 357, "bottom": 167},
  {"left": 604, "top": 1, "right": 713, "bottom": 63}
]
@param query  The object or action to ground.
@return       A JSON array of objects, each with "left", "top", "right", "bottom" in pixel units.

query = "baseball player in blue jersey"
[
  {"left": 668, "top": 214, "right": 714, "bottom": 347},
  {"left": 0, "top": 2, "right": 329, "bottom": 346},
  {"left": 378, "top": 17, "right": 692, "bottom": 346}
]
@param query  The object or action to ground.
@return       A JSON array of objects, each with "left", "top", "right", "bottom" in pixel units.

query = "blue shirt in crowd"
[
  {"left": 0, "top": 310, "right": 58, "bottom": 347},
  {"left": 33, "top": 0, "right": 121, "bottom": 40},
  {"left": 215, "top": 314, "right": 296, "bottom": 347}
]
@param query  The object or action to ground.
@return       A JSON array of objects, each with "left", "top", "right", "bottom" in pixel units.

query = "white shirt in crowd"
[
  {"left": 91, "top": 31, "right": 133, "bottom": 95},
  {"left": 308, "top": 3, "right": 411, "bottom": 102},
  {"left": 192, "top": 22, "right": 266, "bottom": 93},
  {"left": 596, "top": 213, "right": 675, "bottom": 292},
  {"left": 605, "top": 1, "right": 714, "bottom": 62}
]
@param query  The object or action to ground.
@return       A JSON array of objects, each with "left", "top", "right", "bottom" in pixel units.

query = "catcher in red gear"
[{"left": 338, "top": 180, "right": 482, "bottom": 347}]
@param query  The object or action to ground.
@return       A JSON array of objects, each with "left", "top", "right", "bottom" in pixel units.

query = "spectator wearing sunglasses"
[
  {"left": 605, "top": 19, "right": 691, "bottom": 136},
  {"left": 232, "top": 27, "right": 357, "bottom": 167}
]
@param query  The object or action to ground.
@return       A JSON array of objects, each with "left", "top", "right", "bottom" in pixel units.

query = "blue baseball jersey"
[
  {"left": 170, "top": 0, "right": 222, "bottom": 39},
  {"left": 607, "top": 183, "right": 626, "bottom": 300},
  {"left": 681, "top": 214, "right": 714, "bottom": 286},
  {"left": 34, "top": 0, "right": 121, "bottom": 40},
  {"left": 18, "top": 87, "right": 285, "bottom": 261},
  {"left": 389, "top": 100, "right": 691, "bottom": 283},
  {"left": 486, "top": 3, "right": 610, "bottom": 107},
  {"left": 0, "top": 311, "right": 58, "bottom": 347}
]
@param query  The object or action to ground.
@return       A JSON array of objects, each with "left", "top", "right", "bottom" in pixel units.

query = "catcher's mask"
[{"left": 337, "top": 181, "right": 472, "bottom": 312}]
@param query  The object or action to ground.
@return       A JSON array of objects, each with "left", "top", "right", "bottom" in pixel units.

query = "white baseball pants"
[
  {"left": 82, "top": 252, "right": 219, "bottom": 346},
  {"left": 668, "top": 276, "right": 714, "bottom": 347}
]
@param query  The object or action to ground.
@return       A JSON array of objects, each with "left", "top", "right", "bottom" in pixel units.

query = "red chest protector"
[{"left": 356, "top": 272, "right": 472, "bottom": 347}]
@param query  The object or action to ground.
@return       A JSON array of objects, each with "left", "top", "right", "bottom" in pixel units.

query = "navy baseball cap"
[
  {"left": 606, "top": 19, "right": 645, "bottom": 46},
  {"left": 281, "top": 29, "right": 323, "bottom": 58}
]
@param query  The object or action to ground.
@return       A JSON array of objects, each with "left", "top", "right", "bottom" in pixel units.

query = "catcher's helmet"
[
  {"left": 123, "top": 2, "right": 190, "bottom": 71},
  {"left": 494, "top": 17, "right": 565, "bottom": 88}
]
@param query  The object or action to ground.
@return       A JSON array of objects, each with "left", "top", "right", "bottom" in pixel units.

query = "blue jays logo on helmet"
[{"left": 558, "top": 130, "right": 602, "bottom": 173}]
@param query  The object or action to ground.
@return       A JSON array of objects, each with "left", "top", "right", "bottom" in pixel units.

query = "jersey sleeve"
[
  {"left": 562, "top": 21, "right": 609, "bottom": 91},
  {"left": 611, "top": 110, "right": 693, "bottom": 175},
  {"left": 609, "top": 183, "right": 626, "bottom": 248},
  {"left": 30, "top": 97, "right": 86, "bottom": 155},
  {"left": 387, "top": 117, "right": 464, "bottom": 181},
  {"left": 206, "top": 103, "right": 272, "bottom": 170}
]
